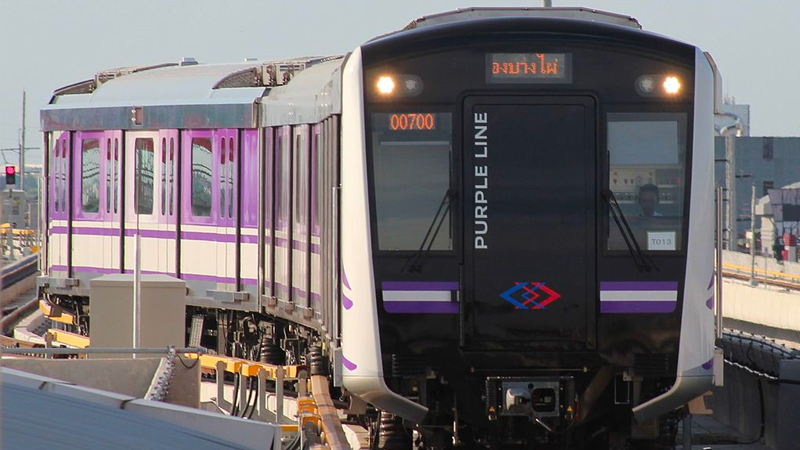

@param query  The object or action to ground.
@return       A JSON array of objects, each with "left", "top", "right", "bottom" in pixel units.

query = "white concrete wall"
[{"left": 722, "top": 279, "right": 800, "bottom": 331}]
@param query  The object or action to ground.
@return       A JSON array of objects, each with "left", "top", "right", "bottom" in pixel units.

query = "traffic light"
[{"left": 5, "top": 166, "right": 15, "bottom": 186}]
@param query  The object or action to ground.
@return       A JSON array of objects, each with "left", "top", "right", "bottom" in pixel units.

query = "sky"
[{"left": 1, "top": 0, "right": 799, "bottom": 167}]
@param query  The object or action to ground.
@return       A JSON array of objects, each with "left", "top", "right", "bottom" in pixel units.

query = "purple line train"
[{"left": 39, "top": 8, "right": 721, "bottom": 449}]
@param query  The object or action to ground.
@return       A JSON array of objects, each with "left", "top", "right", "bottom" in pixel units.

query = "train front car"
[{"left": 340, "top": 10, "right": 716, "bottom": 448}]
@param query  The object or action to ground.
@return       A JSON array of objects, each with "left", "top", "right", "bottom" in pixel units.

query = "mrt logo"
[{"left": 499, "top": 282, "right": 561, "bottom": 310}]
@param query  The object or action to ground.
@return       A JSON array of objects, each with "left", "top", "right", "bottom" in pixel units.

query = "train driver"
[{"left": 638, "top": 184, "right": 662, "bottom": 217}]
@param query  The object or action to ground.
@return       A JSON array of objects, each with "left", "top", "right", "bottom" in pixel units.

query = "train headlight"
[
  {"left": 377, "top": 76, "right": 395, "bottom": 94},
  {"left": 663, "top": 76, "right": 681, "bottom": 94},
  {"left": 638, "top": 76, "right": 655, "bottom": 93}
]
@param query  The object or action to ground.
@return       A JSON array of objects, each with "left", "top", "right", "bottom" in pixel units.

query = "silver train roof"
[
  {"left": 403, "top": 7, "right": 641, "bottom": 30},
  {"left": 41, "top": 8, "right": 640, "bottom": 132},
  {"left": 41, "top": 56, "right": 343, "bottom": 131}
]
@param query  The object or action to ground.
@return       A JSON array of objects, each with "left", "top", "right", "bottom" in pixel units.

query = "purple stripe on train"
[
  {"left": 342, "top": 355, "right": 357, "bottom": 371},
  {"left": 381, "top": 281, "right": 460, "bottom": 291},
  {"left": 381, "top": 281, "right": 460, "bottom": 314},
  {"left": 51, "top": 226, "right": 321, "bottom": 254},
  {"left": 600, "top": 281, "right": 678, "bottom": 291},
  {"left": 600, "top": 281, "right": 678, "bottom": 314},
  {"left": 342, "top": 268, "right": 351, "bottom": 290},
  {"left": 342, "top": 292, "right": 354, "bottom": 310},
  {"left": 383, "top": 301, "right": 460, "bottom": 314}
]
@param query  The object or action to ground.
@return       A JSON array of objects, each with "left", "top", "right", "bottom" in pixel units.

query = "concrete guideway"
[{"left": 1, "top": 366, "right": 281, "bottom": 450}]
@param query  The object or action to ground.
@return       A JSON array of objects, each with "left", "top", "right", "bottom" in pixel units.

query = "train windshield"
[
  {"left": 607, "top": 112, "right": 688, "bottom": 252},
  {"left": 370, "top": 112, "right": 453, "bottom": 251}
]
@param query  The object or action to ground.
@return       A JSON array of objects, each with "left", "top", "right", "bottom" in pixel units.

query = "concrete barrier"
[
  {"left": 722, "top": 279, "right": 800, "bottom": 340},
  {"left": 0, "top": 273, "right": 35, "bottom": 307},
  {"left": 0, "top": 357, "right": 200, "bottom": 408},
  {"left": 712, "top": 360, "right": 800, "bottom": 450},
  {"left": 712, "top": 363, "right": 777, "bottom": 448}
]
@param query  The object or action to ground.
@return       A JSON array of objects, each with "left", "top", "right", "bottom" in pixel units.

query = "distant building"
[{"left": 715, "top": 137, "right": 800, "bottom": 250}]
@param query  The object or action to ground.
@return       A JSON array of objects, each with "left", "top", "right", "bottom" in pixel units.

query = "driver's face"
[{"left": 639, "top": 191, "right": 658, "bottom": 215}]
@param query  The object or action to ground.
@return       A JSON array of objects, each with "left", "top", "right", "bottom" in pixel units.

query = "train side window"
[
  {"left": 53, "top": 140, "right": 60, "bottom": 212},
  {"left": 277, "top": 132, "right": 290, "bottom": 231},
  {"left": 312, "top": 132, "right": 320, "bottom": 236},
  {"left": 293, "top": 133, "right": 305, "bottom": 228},
  {"left": 161, "top": 138, "right": 167, "bottom": 216},
  {"left": 606, "top": 112, "right": 687, "bottom": 252},
  {"left": 114, "top": 138, "right": 119, "bottom": 214},
  {"left": 228, "top": 137, "right": 234, "bottom": 219},
  {"left": 220, "top": 138, "right": 226, "bottom": 219},
  {"left": 81, "top": 138, "right": 100, "bottom": 214},
  {"left": 169, "top": 138, "right": 175, "bottom": 216},
  {"left": 191, "top": 138, "right": 213, "bottom": 217},
  {"left": 61, "top": 140, "right": 68, "bottom": 213},
  {"left": 134, "top": 138, "right": 154, "bottom": 215},
  {"left": 106, "top": 138, "right": 112, "bottom": 213}
]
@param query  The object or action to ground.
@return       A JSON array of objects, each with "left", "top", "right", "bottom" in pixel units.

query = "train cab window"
[
  {"left": 191, "top": 138, "right": 213, "bottom": 217},
  {"left": 606, "top": 113, "right": 687, "bottom": 252},
  {"left": 370, "top": 113, "right": 453, "bottom": 251},
  {"left": 81, "top": 138, "right": 100, "bottom": 214},
  {"left": 134, "top": 138, "right": 155, "bottom": 215}
]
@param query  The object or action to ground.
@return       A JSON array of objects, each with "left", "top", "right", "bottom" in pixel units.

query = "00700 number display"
[{"left": 389, "top": 113, "right": 436, "bottom": 131}]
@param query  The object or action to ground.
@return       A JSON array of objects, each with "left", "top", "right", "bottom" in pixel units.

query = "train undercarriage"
[{"left": 42, "top": 291, "right": 683, "bottom": 449}]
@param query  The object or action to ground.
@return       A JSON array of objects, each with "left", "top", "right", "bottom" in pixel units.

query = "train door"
[
  {"left": 48, "top": 132, "right": 70, "bottom": 277},
  {"left": 215, "top": 130, "right": 237, "bottom": 291},
  {"left": 240, "top": 130, "right": 260, "bottom": 300},
  {"left": 157, "top": 130, "right": 178, "bottom": 275},
  {"left": 181, "top": 131, "right": 216, "bottom": 295},
  {"left": 274, "top": 127, "right": 291, "bottom": 305},
  {"left": 310, "top": 125, "right": 323, "bottom": 318},
  {"left": 71, "top": 132, "right": 104, "bottom": 284},
  {"left": 291, "top": 126, "right": 310, "bottom": 313},
  {"left": 463, "top": 96, "right": 597, "bottom": 351},
  {"left": 124, "top": 132, "right": 159, "bottom": 274},
  {"left": 262, "top": 129, "right": 275, "bottom": 301},
  {"left": 103, "top": 131, "right": 122, "bottom": 273}
]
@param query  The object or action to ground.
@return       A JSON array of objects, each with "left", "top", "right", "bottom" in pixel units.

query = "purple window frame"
[
  {"left": 311, "top": 124, "right": 321, "bottom": 237},
  {"left": 183, "top": 130, "right": 216, "bottom": 225},
  {"left": 50, "top": 132, "right": 71, "bottom": 220},
  {"left": 241, "top": 130, "right": 259, "bottom": 228},
  {"left": 275, "top": 126, "right": 290, "bottom": 234},
  {"left": 73, "top": 131, "right": 106, "bottom": 221}
]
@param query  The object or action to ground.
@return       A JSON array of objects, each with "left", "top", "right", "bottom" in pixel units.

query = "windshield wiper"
[
  {"left": 603, "top": 189, "right": 658, "bottom": 273},
  {"left": 402, "top": 189, "right": 454, "bottom": 273}
]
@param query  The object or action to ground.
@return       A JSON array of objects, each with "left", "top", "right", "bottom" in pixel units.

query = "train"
[{"left": 39, "top": 7, "right": 721, "bottom": 449}]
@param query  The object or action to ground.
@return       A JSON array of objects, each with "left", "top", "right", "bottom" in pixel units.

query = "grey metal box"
[{"left": 89, "top": 274, "right": 186, "bottom": 358}]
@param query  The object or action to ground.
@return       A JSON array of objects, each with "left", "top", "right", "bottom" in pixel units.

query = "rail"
[{"left": 1, "top": 253, "right": 38, "bottom": 289}]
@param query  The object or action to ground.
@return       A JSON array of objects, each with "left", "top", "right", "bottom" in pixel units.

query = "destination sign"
[{"left": 487, "top": 53, "right": 572, "bottom": 84}]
